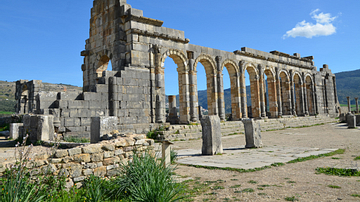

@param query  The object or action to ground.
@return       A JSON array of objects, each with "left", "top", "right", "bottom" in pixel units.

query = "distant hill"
[{"left": 334, "top": 69, "right": 360, "bottom": 105}]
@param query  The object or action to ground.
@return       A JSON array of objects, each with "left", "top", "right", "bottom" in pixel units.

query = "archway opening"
[
  {"left": 280, "top": 72, "right": 291, "bottom": 115},
  {"left": 96, "top": 55, "right": 111, "bottom": 83},
  {"left": 164, "top": 57, "right": 180, "bottom": 123},
  {"left": 305, "top": 76, "right": 314, "bottom": 115},
  {"left": 196, "top": 62, "right": 209, "bottom": 116},
  {"left": 245, "top": 66, "right": 260, "bottom": 118},
  {"left": 223, "top": 62, "right": 240, "bottom": 121},
  {"left": 223, "top": 66, "right": 231, "bottom": 120},
  {"left": 293, "top": 73, "right": 303, "bottom": 116}
]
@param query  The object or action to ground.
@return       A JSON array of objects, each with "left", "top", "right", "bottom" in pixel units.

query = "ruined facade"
[{"left": 15, "top": 0, "right": 338, "bottom": 139}]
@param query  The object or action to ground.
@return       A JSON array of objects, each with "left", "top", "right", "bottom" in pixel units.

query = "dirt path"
[{"left": 174, "top": 122, "right": 360, "bottom": 201}]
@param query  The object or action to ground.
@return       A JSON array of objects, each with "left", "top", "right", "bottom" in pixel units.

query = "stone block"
[
  {"left": 201, "top": 115, "right": 223, "bottom": 155},
  {"left": 242, "top": 119, "right": 263, "bottom": 148},
  {"left": 114, "top": 149, "right": 124, "bottom": 155},
  {"left": 347, "top": 113, "right": 356, "bottom": 129},
  {"left": 91, "top": 153, "right": 104, "bottom": 162},
  {"left": 55, "top": 149, "right": 69, "bottom": 158},
  {"left": 94, "top": 166, "right": 107, "bottom": 177},
  {"left": 68, "top": 100, "right": 89, "bottom": 109},
  {"left": 83, "top": 169, "right": 93, "bottom": 176},
  {"left": 103, "top": 157, "right": 120, "bottom": 166},
  {"left": 104, "top": 151, "right": 114, "bottom": 158},
  {"left": 82, "top": 145, "right": 102, "bottom": 154},
  {"left": 65, "top": 118, "right": 81, "bottom": 127},
  {"left": 102, "top": 144, "right": 115, "bottom": 151},
  {"left": 73, "top": 154, "right": 91, "bottom": 163},
  {"left": 81, "top": 118, "right": 91, "bottom": 126},
  {"left": 91, "top": 117, "right": 118, "bottom": 143},
  {"left": 36, "top": 115, "right": 54, "bottom": 141},
  {"left": 9, "top": 123, "right": 23, "bottom": 140},
  {"left": 68, "top": 148, "right": 82, "bottom": 156}
]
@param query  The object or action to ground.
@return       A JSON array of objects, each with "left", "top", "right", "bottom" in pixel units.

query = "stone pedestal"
[
  {"left": 37, "top": 115, "right": 54, "bottom": 141},
  {"left": 347, "top": 96, "right": 351, "bottom": 113},
  {"left": 166, "top": 95, "right": 179, "bottom": 124},
  {"left": 161, "top": 140, "right": 173, "bottom": 168},
  {"left": 91, "top": 116, "right": 118, "bottom": 143},
  {"left": 10, "top": 123, "right": 23, "bottom": 140},
  {"left": 201, "top": 115, "right": 223, "bottom": 155},
  {"left": 346, "top": 113, "right": 356, "bottom": 129},
  {"left": 242, "top": 119, "right": 263, "bottom": 148}
]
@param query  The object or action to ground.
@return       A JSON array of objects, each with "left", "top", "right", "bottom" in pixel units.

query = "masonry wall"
[{"left": 0, "top": 135, "right": 154, "bottom": 186}]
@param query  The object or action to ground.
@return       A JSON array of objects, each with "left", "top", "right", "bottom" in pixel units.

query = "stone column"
[
  {"left": 302, "top": 73, "right": 309, "bottom": 115},
  {"left": 216, "top": 56, "right": 225, "bottom": 121},
  {"left": 201, "top": 115, "right": 223, "bottom": 155},
  {"left": 290, "top": 70, "right": 296, "bottom": 116},
  {"left": 313, "top": 74, "right": 319, "bottom": 115},
  {"left": 239, "top": 62, "right": 247, "bottom": 118},
  {"left": 166, "top": 95, "right": 179, "bottom": 124},
  {"left": 109, "top": 77, "right": 117, "bottom": 117},
  {"left": 178, "top": 69, "right": 190, "bottom": 124},
  {"left": 275, "top": 68, "right": 282, "bottom": 117},
  {"left": 188, "top": 58, "right": 199, "bottom": 122},
  {"left": 258, "top": 65, "right": 266, "bottom": 117},
  {"left": 232, "top": 72, "right": 242, "bottom": 120},
  {"left": 355, "top": 98, "right": 359, "bottom": 114},
  {"left": 198, "top": 106, "right": 203, "bottom": 120},
  {"left": 347, "top": 96, "right": 351, "bottom": 113}
]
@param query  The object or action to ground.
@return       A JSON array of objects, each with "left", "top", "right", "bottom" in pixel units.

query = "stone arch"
[
  {"left": 96, "top": 55, "right": 111, "bottom": 80},
  {"left": 193, "top": 54, "right": 218, "bottom": 116},
  {"left": 305, "top": 74, "right": 315, "bottom": 115},
  {"left": 264, "top": 66, "right": 278, "bottom": 117},
  {"left": 279, "top": 70, "right": 291, "bottom": 115},
  {"left": 221, "top": 59, "right": 241, "bottom": 120},
  {"left": 293, "top": 72, "right": 304, "bottom": 115},
  {"left": 243, "top": 63, "right": 260, "bottom": 118},
  {"left": 158, "top": 49, "right": 189, "bottom": 123}
]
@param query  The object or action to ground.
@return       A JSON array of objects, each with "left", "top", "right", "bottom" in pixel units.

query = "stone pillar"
[
  {"left": 10, "top": 123, "right": 23, "bottom": 140},
  {"left": 201, "top": 115, "right": 223, "bottom": 155},
  {"left": 91, "top": 116, "right": 118, "bottom": 143},
  {"left": 161, "top": 140, "right": 173, "bottom": 168},
  {"left": 302, "top": 73, "right": 309, "bottom": 115},
  {"left": 290, "top": 71, "right": 296, "bottom": 116},
  {"left": 355, "top": 98, "right": 359, "bottom": 114},
  {"left": 242, "top": 119, "right": 262, "bottom": 148},
  {"left": 275, "top": 68, "right": 282, "bottom": 117},
  {"left": 166, "top": 95, "right": 179, "bottom": 124},
  {"left": 178, "top": 68, "right": 190, "bottom": 124},
  {"left": 232, "top": 72, "right": 242, "bottom": 120},
  {"left": 347, "top": 113, "right": 356, "bottom": 129},
  {"left": 198, "top": 106, "right": 203, "bottom": 120},
  {"left": 216, "top": 56, "right": 225, "bottom": 121},
  {"left": 258, "top": 65, "right": 266, "bottom": 117},
  {"left": 188, "top": 58, "right": 199, "bottom": 122},
  {"left": 313, "top": 74, "right": 319, "bottom": 115},
  {"left": 347, "top": 96, "right": 351, "bottom": 113},
  {"left": 239, "top": 62, "right": 247, "bottom": 118}
]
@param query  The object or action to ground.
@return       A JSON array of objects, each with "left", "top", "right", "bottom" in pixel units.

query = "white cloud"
[{"left": 283, "top": 9, "right": 337, "bottom": 39}]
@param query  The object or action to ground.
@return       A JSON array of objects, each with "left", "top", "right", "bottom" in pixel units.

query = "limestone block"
[
  {"left": 83, "top": 169, "right": 93, "bottom": 176},
  {"left": 10, "top": 123, "right": 23, "bottom": 140},
  {"left": 242, "top": 119, "right": 263, "bottom": 148},
  {"left": 91, "top": 153, "right": 103, "bottom": 162},
  {"left": 102, "top": 144, "right": 115, "bottom": 151},
  {"left": 73, "top": 154, "right": 91, "bottom": 163},
  {"left": 104, "top": 151, "right": 114, "bottom": 158},
  {"left": 55, "top": 149, "right": 69, "bottom": 158},
  {"left": 94, "top": 166, "right": 107, "bottom": 177},
  {"left": 201, "top": 115, "right": 223, "bottom": 155},
  {"left": 90, "top": 117, "right": 119, "bottom": 143},
  {"left": 103, "top": 157, "right": 120, "bottom": 166},
  {"left": 82, "top": 145, "right": 102, "bottom": 154},
  {"left": 347, "top": 113, "right": 356, "bottom": 129}
]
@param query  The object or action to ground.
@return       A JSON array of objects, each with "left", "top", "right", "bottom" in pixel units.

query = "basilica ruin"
[{"left": 15, "top": 0, "right": 338, "bottom": 140}]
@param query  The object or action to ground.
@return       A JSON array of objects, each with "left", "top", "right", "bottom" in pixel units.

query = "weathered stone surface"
[
  {"left": 68, "top": 148, "right": 82, "bottom": 156},
  {"left": 102, "top": 144, "right": 115, "bottom": 151},
  {"left": 83, "top": 169, "right": 93, "bottom": 176},
  {"left": 201, "top": 115, "right": 223, "bottom": 155},
  {"left": 9, "top": 123, "right": 23, "bottom": 140},
  {"left": 73, "top": 154, "right": 91, "bottom": 163},
  {"left": 114, "top": 149, "right": 124, "bottom": 156},
  {"left": 94, "top": 166, "right": 107, "bottom": 177},
  {"left": 347, "top": 113, "right": 356, "bottom": 129},
  {"left": 91, "top": 153, "right": 103, "bottom": 162},
  {"left": 104, "top": 151, "right": 114, "bottom": 158},
  {"left": 55, "top": 150, "right": 69, "bottom": 158},
  {"left": 103, "top": 157, "right": 120, "bottom": 166},
  {"left": 82, "top": 145, "right": 101, "bottom": 154},
  {"left": 242, "top": 119, "right": 263, "bottom": 148}
]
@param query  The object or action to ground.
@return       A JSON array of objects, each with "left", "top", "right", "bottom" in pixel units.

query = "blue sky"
[{"left": 1, "top": 0, "right": 359, "bottom": 95}]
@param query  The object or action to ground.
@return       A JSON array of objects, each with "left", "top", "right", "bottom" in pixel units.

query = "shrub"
[{"left": 170, "top": 149, "right": 178, "bottom": 164}]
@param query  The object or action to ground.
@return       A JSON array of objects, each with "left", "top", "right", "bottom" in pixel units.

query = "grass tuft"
[
  {"left": 288, "top": 149, "right": 345, "bottom": 163},
  {"left": 316, "top": 167, "right": 360, "bottom": 177},
  {"left": 327, "top": 185, "right": 341, "bottom": 189}
]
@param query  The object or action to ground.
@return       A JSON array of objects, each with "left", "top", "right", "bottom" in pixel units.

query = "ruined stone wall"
[{"left": 0, "top": 135, "right": 154, "bottom": 186}]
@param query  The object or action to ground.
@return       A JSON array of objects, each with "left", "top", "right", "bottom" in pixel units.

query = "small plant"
[
  {"left": 64, "top": 136, "right": 89, "bottom": 143},
  {"left": 230, "top": 179, "right": 238, "bottom": 181},
  {"left": 351, "top": 194, "right": 360, "bottom": 198},
  {"left": 258, "top": 193, "right": 267, "bottom": 195},
  {"left": 211, "top": 186, "right": 224, "bottom": 190},
  {"left": 328, "top": 185, "right": 341, "bottom": 189},
  {"left": 258, "top": 184, "right": 271, "bottom": 187},
  {"left": 241, "top": 188, "right": 254, "bottom": 193},
  {"left": 230, "top": 185, "right": 241, "bottom": 188},
  {"left": 248, "top": 180, "right": 257, "bottom": 184},
  {"left": 287, "top": 181, "right": 296, "bottom": 184},
  {"left": 354, "top": 156, "right": 360, "bottom": 160},
  {"left": 284, "top": 196, "right": 298, "bottom": 201}
]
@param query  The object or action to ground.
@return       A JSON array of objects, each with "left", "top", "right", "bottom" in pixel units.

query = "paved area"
[{"left": 176, "top": 146, "right": 338, "bottom": 170}]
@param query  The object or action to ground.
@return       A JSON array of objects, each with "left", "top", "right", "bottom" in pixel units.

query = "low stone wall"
[
  {"left": 0, "top": 115, "right": 22, "bottom": 126},
  {"left": 0, "top": 134, "right": 154, "bottom": 187}
]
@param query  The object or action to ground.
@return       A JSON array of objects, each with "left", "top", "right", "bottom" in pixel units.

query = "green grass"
[
  {"left": 288, "top": 149, "right": 345, "bottom": 163},
  {"left": 229, "top": 185, "right": 241, "bottom": 188},
  {"left": 0, "top": 123, "right": 10, "bottom": 132},
  {"left": 248, "top": 180, "right": 257, "bottom": 184},
  {"left": 240, "top": 188, "right": 254, "bottom": 193},
  {"left": 0, "top": 111, "right": 13, "bottom": 115},
  {"left": 258, "top": 193, "right": 267, "bottom": 196},
  {"left": 258, "top": 184, "right": 271, "bottom": 187},
  {"left": 63, "top": 137, "right": 90, "bottom": 143},
  {"left": 327, "top": 185, "right": 341, "bottom": 189},
  {"left": 287, "top": 181, "right": 296, "bottom": 184},
  {"left": 351, "top": 194, "right": 360, "bottom": 198},
  {"left": 316, "top": 167, "right": 360, "bottom": 177},
  {"left": 354, "top": 156, "right": 360, "bottom": 160}
]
